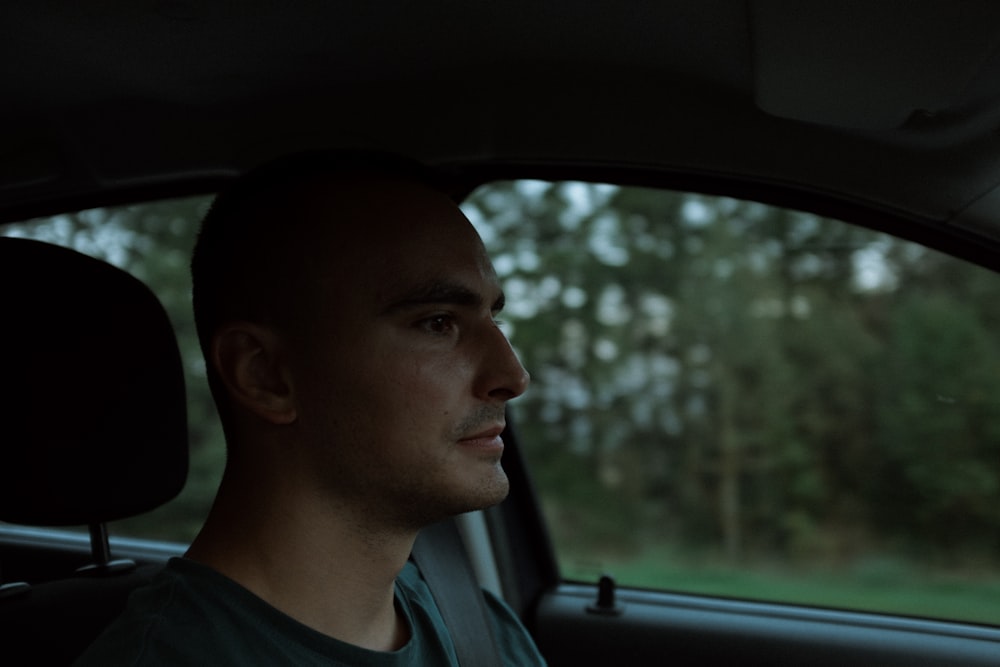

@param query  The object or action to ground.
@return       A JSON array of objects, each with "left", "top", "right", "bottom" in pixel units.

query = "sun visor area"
[{"left": 749, "top": 0, "right": 1000, "bottom": 130}]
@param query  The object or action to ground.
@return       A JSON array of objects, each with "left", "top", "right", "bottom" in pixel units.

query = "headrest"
[{"left": 0, "top": 237, "right": 188, "bottom": 526}]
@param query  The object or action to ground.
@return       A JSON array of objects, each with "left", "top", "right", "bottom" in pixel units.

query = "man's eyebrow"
[{"left": 383, "top": 281, "right": 506, "bottom": 314}]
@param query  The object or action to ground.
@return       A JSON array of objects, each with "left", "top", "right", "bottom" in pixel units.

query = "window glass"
[
  {"left": 2, "top": 197, "right": 223, "bottom": 543},
  {"left": 463, "top": 181, "right": 1000, "bottom": 626}
]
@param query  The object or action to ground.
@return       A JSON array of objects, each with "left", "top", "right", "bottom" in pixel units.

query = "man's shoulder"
[{"left": 74, "top": 557, "right": 247, "bottom": 666}]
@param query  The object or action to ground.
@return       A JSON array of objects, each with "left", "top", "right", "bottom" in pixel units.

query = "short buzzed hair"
[{"left": 190, "top": 150, "right": 449, "bottom": 416}]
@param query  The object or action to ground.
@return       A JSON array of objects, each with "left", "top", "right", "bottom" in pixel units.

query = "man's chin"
[
  {"left": 418, "top": 471, "right": 510, "bottom": 527},
  {"left": 471, "top": 472, "right": 511, "bottom": 511}
]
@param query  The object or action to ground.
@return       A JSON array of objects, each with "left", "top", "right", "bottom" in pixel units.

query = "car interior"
[{"left": 4, "top": 1, "right": 1000, "bottom": 665}]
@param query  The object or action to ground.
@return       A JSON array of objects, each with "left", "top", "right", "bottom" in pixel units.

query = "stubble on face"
[{"left": 280, "top": 175, "right": 520, "bottom": 530}]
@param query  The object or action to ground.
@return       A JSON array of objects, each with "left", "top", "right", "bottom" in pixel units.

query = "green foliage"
[
  {"left": 465, "top": 181, "right": 1000, "bottom": 594},
  {"left": 874, "top": 294, "right": 1000, "bottom": 548}
]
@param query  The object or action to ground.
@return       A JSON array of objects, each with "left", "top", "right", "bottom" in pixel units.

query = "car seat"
[{"left": 0, "top": 237, "right": 188, "bottom": 664}]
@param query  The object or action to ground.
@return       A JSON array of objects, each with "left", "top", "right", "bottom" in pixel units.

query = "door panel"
[{"left": 533, "top": 583, "right": 1000, "bottom": 666}]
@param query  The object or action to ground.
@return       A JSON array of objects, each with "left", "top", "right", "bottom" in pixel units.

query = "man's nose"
[{"left": 477, "top": 325, "right": 530, "bottom": 402}]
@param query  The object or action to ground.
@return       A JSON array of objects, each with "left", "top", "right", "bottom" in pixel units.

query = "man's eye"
[{"left": 419, "top": 314, "right": 456, "bottom": 335}]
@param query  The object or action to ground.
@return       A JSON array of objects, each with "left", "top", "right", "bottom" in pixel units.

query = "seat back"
[{"left": 0, "top": 237, "right": 189, "bottom": 662}]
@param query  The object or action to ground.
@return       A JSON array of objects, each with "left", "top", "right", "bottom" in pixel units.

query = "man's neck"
[{"left": 185, "top": 471, "right": 416, "bottom": 651}]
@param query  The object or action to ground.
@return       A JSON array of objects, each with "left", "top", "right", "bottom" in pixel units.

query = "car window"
[
  {"left": 6, "top": 185, "right": 1000, "bottom": 627},
  {"left": 2, "top": 196, "right": 223, "bottom": 543},
  {"left": 462, "top": 180, "right": 1000, "bottom": 627}
]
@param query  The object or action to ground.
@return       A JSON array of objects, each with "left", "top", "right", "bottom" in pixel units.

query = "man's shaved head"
[{"left": 190, "top": 151, "right": 452, "bottom": 416}]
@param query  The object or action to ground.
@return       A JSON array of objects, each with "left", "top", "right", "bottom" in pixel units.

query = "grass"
[{"left": 559, "top": 546, "right": 1000, "bottom": 627}]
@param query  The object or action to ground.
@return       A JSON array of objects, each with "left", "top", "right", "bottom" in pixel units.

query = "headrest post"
[
  {"left": 88, "top": 523, "right": 112, "bottom": 567},
  {"left": 76, "top": 523, "right": 135, "bottom": 577}
]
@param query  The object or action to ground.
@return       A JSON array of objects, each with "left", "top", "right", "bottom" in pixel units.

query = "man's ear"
[{"left": 211, "top": 322, "right": 298, "bottom": 424}]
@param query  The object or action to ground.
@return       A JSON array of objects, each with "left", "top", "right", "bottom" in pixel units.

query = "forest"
[
  {"left": 463, "top": 181, "right": 1000, "bottom": 573},
  {"left": 6, "top": 179, "right": 1000, "bottom": 620}
]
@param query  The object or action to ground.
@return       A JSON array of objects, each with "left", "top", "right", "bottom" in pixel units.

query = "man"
[{"left": 75, "top": 151, "right": 544, "bottom": 665}]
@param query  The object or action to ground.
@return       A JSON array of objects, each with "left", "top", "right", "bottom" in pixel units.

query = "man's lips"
[
  {"left": 461, "top": 424, "right": 505, "bottom": 440},
  {"left": 458, "top": 424, "right": 506, "bottom": 451}
]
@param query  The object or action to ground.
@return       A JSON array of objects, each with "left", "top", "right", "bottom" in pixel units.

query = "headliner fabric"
[{"left": 0, "top": 237, "right": 188, "bottom": 526}]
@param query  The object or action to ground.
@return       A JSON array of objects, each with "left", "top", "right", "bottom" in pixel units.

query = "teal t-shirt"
[{"left": 74, "top": 558, "right": 546, "bottom": 666}]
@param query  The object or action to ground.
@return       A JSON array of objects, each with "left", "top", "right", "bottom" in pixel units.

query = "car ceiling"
[{"left": 5, "top": 0, "right": 1000, "bottom": 254}]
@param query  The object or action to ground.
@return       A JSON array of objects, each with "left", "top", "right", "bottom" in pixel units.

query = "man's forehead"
[
  {"left": 295, "top": 178, "right": 500, "bottom": 307},
  {"left": 298, "top": 175, "right": 463, "bottom": 239},
  {"left": 378, "top": 265, "right": 504, "bottom": 314}
]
